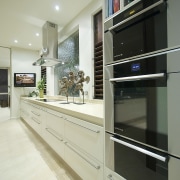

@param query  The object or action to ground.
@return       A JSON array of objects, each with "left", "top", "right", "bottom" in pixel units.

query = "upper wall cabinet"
[
  {"left": 105, "top": 0, "right": 139, "bottom": 19},
  {"left": 0, "top": 47, "right": 10, "bottom": 67}
]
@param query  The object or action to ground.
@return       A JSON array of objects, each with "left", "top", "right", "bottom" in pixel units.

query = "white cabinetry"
[
  {"left": 43, "top": 109, "right": 65, "bottom": 158},
  {"left": 64, "top": 114, "right": 103, "bottom": 163},
  {"left": 20, "top": 100, "right": 31, "bottom": 124},
  {"left": 20, "top": 99, "right": 104, "bottom": 180},
  {"left": 20, "top": 101, "right": 45, "bottom": 137},
  {"left": 64, "top": 114, "right": 104, "bottom": 180},
  {"left": 64, "top": 141, "right": 103, "bottom": 180},
  {"left": 30, "top": 104, "right": 45, "bottom": 136}
]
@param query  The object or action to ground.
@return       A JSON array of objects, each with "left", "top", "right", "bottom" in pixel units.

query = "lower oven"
[
  {"left": 105, "top": 133, "right": 168, "bottom": 180},
  {"left": 104, "top": 50, "right": 180, "bottom": 179}
]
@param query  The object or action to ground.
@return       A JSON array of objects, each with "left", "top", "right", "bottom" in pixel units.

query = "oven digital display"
[{"left": 131, "top": 63, "right": 140, "bottom": 72}]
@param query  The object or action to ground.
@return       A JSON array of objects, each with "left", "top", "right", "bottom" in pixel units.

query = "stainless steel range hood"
[{"left": 33, "top": 21, "right": 62, "bottom": 67}]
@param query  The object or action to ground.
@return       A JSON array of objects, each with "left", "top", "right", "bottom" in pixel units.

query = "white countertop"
[{"left": 21, "top": 97, "right": 104, "bottom": 126}]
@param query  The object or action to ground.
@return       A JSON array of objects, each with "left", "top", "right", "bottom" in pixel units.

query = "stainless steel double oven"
[{"left": 104, "top": 0, "right": 180, "bottom": 179}]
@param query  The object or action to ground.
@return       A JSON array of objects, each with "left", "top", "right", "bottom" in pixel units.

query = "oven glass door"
[
  {"left": 106, "top": 133, "right": 168, "bottom": 180},
  {"left": 111, "top": 0, "right": 167, "bottom": 61},
  {"left": 113, "top": 56, "right": 167, "bottom": 151}
]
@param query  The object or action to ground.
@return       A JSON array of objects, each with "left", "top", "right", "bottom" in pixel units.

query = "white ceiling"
[{"left": 0, "top": 0, "right": 94, "bottom": 51}]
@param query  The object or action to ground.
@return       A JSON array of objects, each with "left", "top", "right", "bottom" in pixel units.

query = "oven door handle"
[
  {"left": 109, "top": 73, "right": 165, "bottom": 83},
  {"left": 108, "top": 0, "right": 164, "bottom": 33},
  {"left": 110, "top": 136, "right": 168, "bottom": 162}
]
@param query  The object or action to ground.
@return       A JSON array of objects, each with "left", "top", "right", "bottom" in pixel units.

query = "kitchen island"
[{"left": 20, "top": 97, "right": 104, "bottom": 180}]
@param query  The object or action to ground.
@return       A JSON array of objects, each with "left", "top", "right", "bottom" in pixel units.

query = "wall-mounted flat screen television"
[{"left": 14, "top": 73, "right": 36, "bottom": 87}]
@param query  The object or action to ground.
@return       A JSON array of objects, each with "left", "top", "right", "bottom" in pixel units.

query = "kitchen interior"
[{"left": 0, "top": 0, "right": 180, "bottom": 180}]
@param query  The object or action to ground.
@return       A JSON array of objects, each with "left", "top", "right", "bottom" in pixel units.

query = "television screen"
[{"left": 14, "top": 73, "right": 36, "bottom": 87}]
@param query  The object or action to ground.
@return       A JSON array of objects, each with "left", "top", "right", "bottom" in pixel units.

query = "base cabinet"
[
  {"left": 20, "top": 100, "right": 104, "bottom": 180},
  {"left": 30, "top": 104, "right": 45, "bottom": 136},
  {"left": 64, "top": 114, "right": 104, "bottom": 163},
  {"left": 43, "top": 109, "right": 65, "bottom": 158},
  {"left": 64, "top": 141, "right": 103, "bottom": 180},
  {"left": 20, "top": 100, "right": 31, "bottom": 124}
]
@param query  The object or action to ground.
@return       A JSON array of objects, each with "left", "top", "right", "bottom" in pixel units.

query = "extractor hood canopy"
[{"left": 33, "top": 21, "right": 63, "bottom": 67}]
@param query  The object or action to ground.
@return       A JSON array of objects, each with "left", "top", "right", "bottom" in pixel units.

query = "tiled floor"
[
  {"left": 0, "top": 107, "right": 10, "bottom": 122},
  {"left": 0, "top": 119, "right": 81, "bottom": 180}
]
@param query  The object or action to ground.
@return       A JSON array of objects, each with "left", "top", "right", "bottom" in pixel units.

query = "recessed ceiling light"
[
  {"left": 55, "top": 5, "right": 59, "bottom": 11},
  {"left": 29, "top": 43, "right": 32, "bottom": 46},
  {"left": 36, "top": 33, "right": 39, "bottom": 36},
  {"left": 14, "top": 40, "right": 18, "bottom": 43}
]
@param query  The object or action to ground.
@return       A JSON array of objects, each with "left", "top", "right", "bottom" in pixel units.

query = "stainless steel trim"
[
  {"left": 45, "top": 128, "right": 63, "bottom": 141},
  {"left": 109, "top": 73, "right": 165, "bottom": 83},
  {"left": 65, "top": 119, "right": 100, "bottom": 133},
  {"left": 106, "top": 45, "right": 180, "bottom": 67},
  {"left": 47, "top": 111, "right": 63, "bottom": 118},
  {"left": 105, "top": 0, "right": 141, "bottom": 23},
  {"left": 64, "top": 142, "right": 100, "bottom": 169},
  {"left": 32, "top": 117, "right": 41, "bottom": 124},
  {"left": 31, "top": 111, "right": 40, "bottom": 116},
  {"left": 110, "top": 136, "right": 167, "bottom": 162},
  {"left": 108, "top": 0, "right": 164, "bottom": 33}
]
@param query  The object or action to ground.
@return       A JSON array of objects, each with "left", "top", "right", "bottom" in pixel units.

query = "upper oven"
[{"left": 104, "top": 0, "right": 168, "bottom": 64}]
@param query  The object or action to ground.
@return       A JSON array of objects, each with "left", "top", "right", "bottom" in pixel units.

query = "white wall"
[
  {"left": 11, "top": 47, "right": 40, "bottom": 119},
  {"left": 58, "top": 0, "right": 103, "bottom": 99},
  {"left": 0, "top": 47, "right": 10, "bottom": 67}
]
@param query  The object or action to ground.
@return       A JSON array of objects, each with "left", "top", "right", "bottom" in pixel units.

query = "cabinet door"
[
  {"left": 64, "top": 114, "right": 104, "bottom": 163},
  {"left": 44, "top": 109, "right": 65, "bottom": 158},
  {"left": 64, "top": 141, "right": 103, "bottom": 180}
]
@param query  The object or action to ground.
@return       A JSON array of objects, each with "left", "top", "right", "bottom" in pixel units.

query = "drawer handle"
[
  {"left": 31, "top": 111, "right": 40, "bottom": 116},
  {"left": 65, "top": 119, "right": 100, "bottom": 133},
  {"left": 109, "top": 73, "right": 165, "bottom": 83},
  {"left": 45, "top": 128, "right": 63, "bottom": 142},
  {"left": 64, "top": 142, "right": 100, "bottom": 170},
  {"left": 110, "top": 136, "right": 168, "bottom": 162},
  {"left": 47, "top": 111, "right": 63, "bottom": 118},
  {"left": 32, "top": 117, "right": 41, "bottom": 124},
  {"left": 107, "top": 174, "right": 114, "bottom": 180}
]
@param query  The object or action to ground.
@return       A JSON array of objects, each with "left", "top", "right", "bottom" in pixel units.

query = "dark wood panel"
[{"left": 94, "top": 10, "right": 103, "bottom": 99}]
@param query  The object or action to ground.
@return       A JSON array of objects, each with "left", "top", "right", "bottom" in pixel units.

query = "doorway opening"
[{"left": 0, "top": 68, "right": 10, "bottom": 122}]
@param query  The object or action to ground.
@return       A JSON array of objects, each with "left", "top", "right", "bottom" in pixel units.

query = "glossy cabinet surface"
[
  {"left": 64, "top": 114, "right": 104, "bottom": 163},
  {"left": 20, "top": 99, "right": 104, "bottom": 180},
  {"left": 43, "top": 109, "right": 65, "bottom": 158}
]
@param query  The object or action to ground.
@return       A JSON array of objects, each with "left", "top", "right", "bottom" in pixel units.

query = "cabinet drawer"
[
  {"left": 46, "top": 109, "right": 64, "bottom": 136},
  {"left": 64, "top": 141, "right": 103, "bottom": 180},
  {"left": 30, "top": 104, "right": 44, "bottom": 135},
  {"left": 44, "top": 109, "right": 65, "bottom": 158},
  {"left": 64, "top": 115, "right": 103, "bottom": 163}
]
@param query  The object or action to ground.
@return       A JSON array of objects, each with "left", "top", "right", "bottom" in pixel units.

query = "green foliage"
[
  {"left": 28, "top": 91, "right": 39, "bottom": 97},
  {"left": 37, "top": 76, "right": 45, "bottom": 90}
]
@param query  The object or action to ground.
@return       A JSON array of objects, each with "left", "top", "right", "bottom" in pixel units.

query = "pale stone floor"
[{"left": 0, "top": 117, "right": 81, "bottom": 180}]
